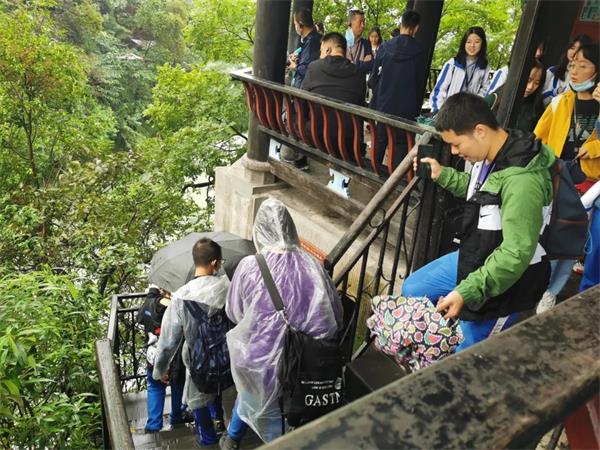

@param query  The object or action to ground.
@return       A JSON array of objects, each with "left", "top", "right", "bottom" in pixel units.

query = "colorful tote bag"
[{"left": 366, "top": 295, "right": 463, "bottom": 371}]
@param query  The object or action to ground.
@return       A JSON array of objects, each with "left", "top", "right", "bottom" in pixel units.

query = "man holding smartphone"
[{"left": 403, "top": 92, "right": 554, "bottom": 351}]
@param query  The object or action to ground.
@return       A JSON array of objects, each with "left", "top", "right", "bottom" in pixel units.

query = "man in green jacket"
[{"left": 402, "top": 92, "right": 554, "bottom": 351}]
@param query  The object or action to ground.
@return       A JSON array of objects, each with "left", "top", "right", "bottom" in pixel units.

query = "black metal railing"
[
  {"left": 427, "top": 67, "right": 441, "bottom": 97},
  {"left": 230, "top": 68, "right": 454, "bottom": 359},
  {"left": 323, "top": 134, "right": 453, "bottom": 357},
  {"left": 107, "top": 292, "right": 148, "bottom": 392}
]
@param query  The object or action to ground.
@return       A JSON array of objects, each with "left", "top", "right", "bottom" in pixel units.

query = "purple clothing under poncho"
[{"left": 225, "top": 200, "right": 342, "bottom": 441}]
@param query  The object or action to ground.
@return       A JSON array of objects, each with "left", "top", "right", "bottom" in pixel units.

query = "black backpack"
[
  {"left": 256, "top": 254, "right": 345, "bottom": 428},
  {"left": 540, "top": 159, "right": 589, "bottom": 259},
  {"left": 183, "top": 300, "right": 234, "bottom": 394},
  {"left": 136, "top": 288, "right": 167, "bottom": 335}
]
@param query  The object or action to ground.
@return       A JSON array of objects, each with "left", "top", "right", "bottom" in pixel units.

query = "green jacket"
[{"left": 435, "top": 131, "right": 554, "bottom": 314}]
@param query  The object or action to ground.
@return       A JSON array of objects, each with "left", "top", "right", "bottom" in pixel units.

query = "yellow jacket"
[{"left": 534, "top": 89, "right": 600, "bottom": 181}]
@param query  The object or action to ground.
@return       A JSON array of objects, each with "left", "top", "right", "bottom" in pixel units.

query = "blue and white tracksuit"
[
  {"left": 487, "top": 65, "right": 508, "bottom": 95},
  {"left": 542, "top": 66, "right": 568, "bottom": 107},
  {"left": 431, "top": 57, "right": 491, "bottom": 113}
]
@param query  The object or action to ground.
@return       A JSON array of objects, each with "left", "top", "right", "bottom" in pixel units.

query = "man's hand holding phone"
[
  {"left": 418, "top": 157, "right": 442, "bottom": 180},
  {"left": 413, "top": 144, "right": 442, "bottom": 181}
]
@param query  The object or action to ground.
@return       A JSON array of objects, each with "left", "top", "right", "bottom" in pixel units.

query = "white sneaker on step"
[{"left": 536, "top": 291, "right": 556, "bottom": 314}]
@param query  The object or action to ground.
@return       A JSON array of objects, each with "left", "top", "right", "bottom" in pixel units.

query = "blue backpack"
[
  {"left": 183, "top": 300, "right": 234, "bottom": 394},
  {"left": 540, "top": 159, "right": 589, "bottom": 259}
]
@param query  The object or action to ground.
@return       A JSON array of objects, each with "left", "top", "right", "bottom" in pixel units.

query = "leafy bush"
[{"left": 0, "top": 271, "right": 104, "bottom": 448}]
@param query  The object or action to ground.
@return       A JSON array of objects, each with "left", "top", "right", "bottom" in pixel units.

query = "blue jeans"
[
  {"left": 581, "top": 205, "right": 600, "bottom": 292},
  {"left": 228, "top": 397, "right": 285, "bottom": 444},
  {"left": 401, "top": 251, "right": 519, "bottom": 351},
  {"left": 192, "top": 396, "right": 224, "bottom": 445},
  {"left": 145, "top": 367, "right": 184, "bottom": 431},
  {"left": 547, "top": 259, "right": 576, "bottom": 296}
]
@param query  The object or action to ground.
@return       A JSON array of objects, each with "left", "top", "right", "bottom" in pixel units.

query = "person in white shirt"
[{"left": 431, "top": 26, "right": 491, "bottom": 113}]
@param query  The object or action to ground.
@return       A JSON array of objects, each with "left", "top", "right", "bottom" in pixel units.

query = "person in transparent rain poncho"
[
  {"left": 219, "top": 199, "right": 343, "bottom": 450},
  {"left": 153, "top": 238, "right": 229, "bottom": 447}
]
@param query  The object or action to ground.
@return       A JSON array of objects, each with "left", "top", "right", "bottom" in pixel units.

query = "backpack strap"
[
  {"left": 255, "top": 254, "right": 290, "bottom": 324},
  {"left": 255, "top": 254, "right": 289, "bottom": 434}
]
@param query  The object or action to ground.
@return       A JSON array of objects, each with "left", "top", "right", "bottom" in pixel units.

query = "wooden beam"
[
  {"left": 269, "top": 157, "right": 365, "bottom": 220},
  {"left": 262, "top": 285, "right": 600, "bottom": 450}
]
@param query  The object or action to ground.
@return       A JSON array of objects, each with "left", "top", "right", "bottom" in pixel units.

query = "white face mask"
[
  {"left": 345, "top": 28, "right": 355, "bottom": 49},
  {"left": 570, "top": 77, "right": 596, "bottom": 92}
]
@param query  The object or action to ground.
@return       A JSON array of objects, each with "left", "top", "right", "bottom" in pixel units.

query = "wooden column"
[
  {"left": 247, "top": 0, "right": 292, "bottom": 163},
  {"left": 412, "top": 0, "right": 444, "bottom": 109},
  {"left": 497, "top": 0, "right": 580, "bottom": 128}
]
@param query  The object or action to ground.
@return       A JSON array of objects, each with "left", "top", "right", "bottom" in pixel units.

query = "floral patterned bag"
[{"left": 366, "top": 295, "right": 463, "bottom": 371}]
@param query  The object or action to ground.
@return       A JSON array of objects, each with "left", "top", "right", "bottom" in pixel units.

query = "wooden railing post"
[{"left": 96, "top": 339, "right": 134, "bottom": 450}]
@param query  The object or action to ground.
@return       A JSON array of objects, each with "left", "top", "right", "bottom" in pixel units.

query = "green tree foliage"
[
  {"left": 0, "top": 271, "right": 104, "bottom": 449},
  {"left": 133, "top": 0, "right": 191, "bottom": 64},
  {"left": 0, "top": 7, "right": 114, "bottom": 192},
  {"left": 434, "top": 0, "right": 522, "bottom": 69},
  {"left": 185, "top": 0, "right": 255, "bottom": 63},
  {"left": 314, "top": 0, "right": 407, "bottom": 39},
  {"left": 54, "top": 0, "right": 105, "bottom": 51},
  {"left": 0, "top": 2, "right": 245, "bottom": 443}
]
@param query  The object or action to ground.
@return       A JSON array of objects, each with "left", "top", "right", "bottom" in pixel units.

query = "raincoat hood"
[{"left": 253, "top": 198, "right": 300, "bottom": 253}]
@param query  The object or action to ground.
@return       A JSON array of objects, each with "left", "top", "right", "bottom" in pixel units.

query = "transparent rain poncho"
[
  {"left": 153, "top": 274, "right": 230, "bottom": 409},
  {"left": 226, "top": 198, "right": 343, "bottom": 442}
]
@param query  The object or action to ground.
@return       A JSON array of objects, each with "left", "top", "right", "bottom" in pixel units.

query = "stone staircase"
[{"left": 123, "top": 388, "right": 264, "bottom": 450}]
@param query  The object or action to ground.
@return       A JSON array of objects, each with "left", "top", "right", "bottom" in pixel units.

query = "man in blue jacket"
[
  {"left": 288, "top": 8, "right": 321, "bottom": 88},
  {"left": 369, "top": 10, "right": 426, "bottom": 169}
]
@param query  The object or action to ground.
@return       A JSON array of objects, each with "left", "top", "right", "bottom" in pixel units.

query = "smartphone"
[{"left": 416, "top": 144, "right": 438, "bottom": 179}]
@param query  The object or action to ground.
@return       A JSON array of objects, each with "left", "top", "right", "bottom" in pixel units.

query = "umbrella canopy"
[{"left": 149, "top": 231, "right": 256, "bottom": 293}]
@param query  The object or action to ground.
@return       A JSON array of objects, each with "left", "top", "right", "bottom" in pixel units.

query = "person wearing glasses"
[
  {"left": 431, "top": 26, "right": 491, "bottom": 114},
  {"left": 534, "top": 43, "right": 599, "bottom": 313},
  {"left": 153, "top": 238, "right": 230, "bottom": 447},
  {"left": 542, "top": 34, "right": 593, "bottom": 106}
]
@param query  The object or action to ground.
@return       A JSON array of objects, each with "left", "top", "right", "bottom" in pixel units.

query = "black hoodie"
[
  {"left": 369, "top": 34, "right": 426, "bottom": 120},
  {"left": 301, "top": 55, "right": 366, "bottom": 106},
  {"left": 301, "top": 56, "right": 366, "bottom": 162}
]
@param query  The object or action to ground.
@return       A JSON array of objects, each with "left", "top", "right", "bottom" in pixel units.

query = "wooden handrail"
[
  {"left": 107, "top": 295, "right": 119, "bottom": 350},
  {"left": 231, "top": 68, "right": 438, "bottom": 135},
  {"left": 96, "top": 339, "right": 134, "bottom": 450},
  {"left": 261, "top": 285, "right": 600, "bottom": 450}
]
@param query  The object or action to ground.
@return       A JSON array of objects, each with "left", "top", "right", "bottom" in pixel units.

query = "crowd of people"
[
  {"left": 285, "top": 6, "right": 599, "bottom": 308},
  {"left": 135, "top": 7, "right": 599, "bottom": 450}
]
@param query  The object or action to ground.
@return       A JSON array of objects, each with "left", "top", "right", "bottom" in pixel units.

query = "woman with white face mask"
[
  {"left": 535, "top": 44, "right": 599, "bottom": 182},
  {"left": 533, "top": 43, "right": 599, "bottom": 314},
  {"left": 541, "top": 34, "right": 593, "bottom": 106}
]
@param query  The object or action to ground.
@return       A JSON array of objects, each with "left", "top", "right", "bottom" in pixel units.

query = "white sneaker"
[
  {"left": 573, "top": 261, "right": 584, "bottom": 275},
  {"left": 536, "top": 291, "right": 556, "bottom": 314}
]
